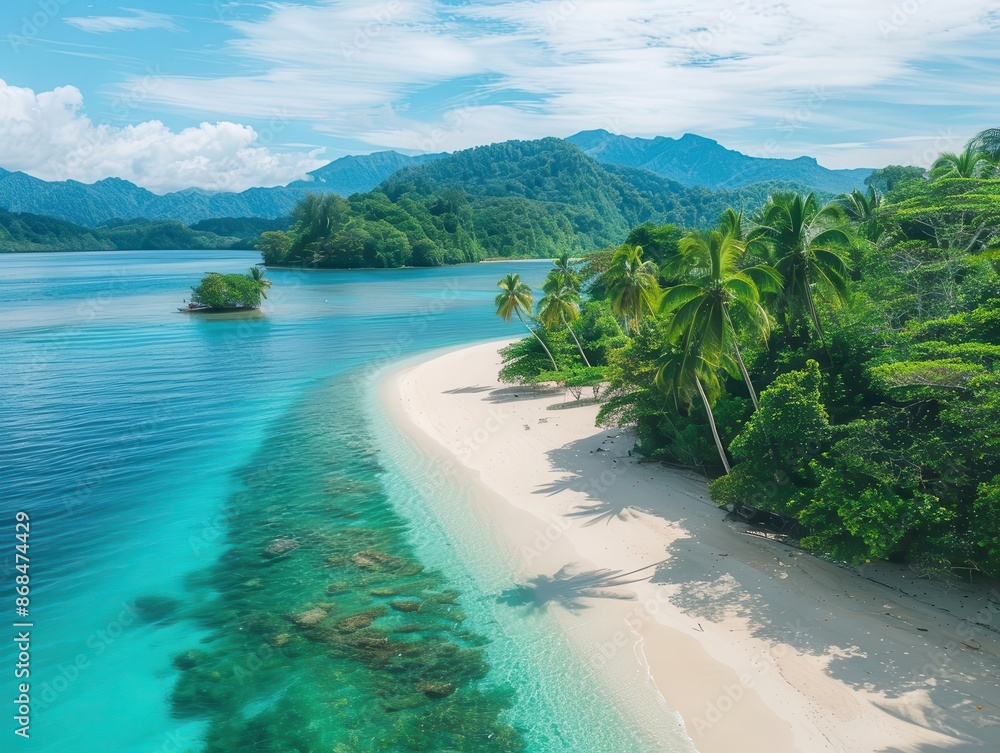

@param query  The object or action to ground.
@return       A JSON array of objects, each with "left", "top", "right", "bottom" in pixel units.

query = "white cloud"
[
  {"left": 123, "top": 0, "right": 1000, "bottom": 167},
  {"left": 0, "top": 81, "right": 325, "bottom": 193},
  {"left": 65, "top": 9, "right": 180, "bottom": 34}
]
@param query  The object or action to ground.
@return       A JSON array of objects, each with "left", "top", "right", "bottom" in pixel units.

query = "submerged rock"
[
  {"left": 263, "top": 537, "right": 299, "bottom": 558},
  {"left": 389, "top": 600, "right": 422, "bottom": 613},
  {"left": 240, "top": 612, "right": 286, "bottom": 636},
  {"left": 334, "top": 606, "right": 388, "bottom": 633},
  {"left": 289, "top": 606, "right": 332, "bottom": 628},
  {"left": 350, "top": 550, "right": 424, "bottom": 576},
  {"left": 172, "top": 649, "right": 209, "bottom": 671},
  {"left": 417, "top": 681, "right": 457, "bottom": 699},
  {"left": 428, "top": 590, "right": 460, "bottom": 605}
]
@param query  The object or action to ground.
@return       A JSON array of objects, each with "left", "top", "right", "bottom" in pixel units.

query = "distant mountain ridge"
[
  {"left": 566, "top": 130, "right": 872, "bottom": 194},
  {"left": 290, "top": 150, "right": 443, "bottom": 195},
  {"left": 0, "top": 131, "right": 873, "bottom": 228}
]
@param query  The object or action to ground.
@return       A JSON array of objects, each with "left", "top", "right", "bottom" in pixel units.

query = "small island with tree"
[{"left": 180, "top": 266, "right": 271, "bottom": 313}]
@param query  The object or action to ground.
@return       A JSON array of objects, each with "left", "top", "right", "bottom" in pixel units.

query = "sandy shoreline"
[{"left": 381, "top": 339, "right": 1000, "bottom": 753}]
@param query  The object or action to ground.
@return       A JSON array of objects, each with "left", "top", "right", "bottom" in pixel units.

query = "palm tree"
[
  {"left": 717, "top": 207, "right": 746, "bottom": 240},
  {"left": 930, "top": 144, "right": 990, "bottom": 181},
  {"left": 495, "top": 274, "right": 558, "bottom": 371},
  {"left": 538, "top": 272, "right": 591, "bottom": 367},
  {"left": 660, "top": 230, "right": 780, "bottom": 411},
  {"left": 604, "top": 244, "right": 660, "bottom": 332},
  {"left": 248, "top": 266, "right": 271, "bottom": 300},
  {"left": 551, "top": 253, "right": 582, "bottom": 292},
  {"left": 655, "top": 349, "right": 732, "bottom": 474},
  {"left": 748, "top": 192, "right": 852, "bottom": 349},
  {"left": 838, "top": 187, "right": 883, "bottom": 244},
  {"left": 970, "top": 127, "right": 1000, "bottom": 162}
]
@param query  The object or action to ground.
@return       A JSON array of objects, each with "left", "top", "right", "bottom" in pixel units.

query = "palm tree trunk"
[
  {"left": 724, "top": 310, "right": 759, "bottom": 411},
  {"left": 516, "top": 311, "right": 559, "bottom": 371},
  {"left": 732, "top": 340, "right": 759, "bottom": 411},
  {"left": 804, "top": 281, "right": 833, "bottom": 364},
  {"left": 695, "top": 377, "right": 731, "bottom": 475},
  {"left": 566, "top": 322, "right": 592, "bottom": 367}
]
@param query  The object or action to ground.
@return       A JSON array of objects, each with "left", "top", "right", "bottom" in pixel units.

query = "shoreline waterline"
[
  {"left": 374, "top": 340, "right": 695, "bottom": 752},
  {"left": 377, "top": 338, "right": 1000, "bottom": 753}
]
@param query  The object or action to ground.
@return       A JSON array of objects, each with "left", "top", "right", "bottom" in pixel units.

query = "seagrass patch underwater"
[{"left": 168, "top": 374, "right": 526, "bottom": 752}]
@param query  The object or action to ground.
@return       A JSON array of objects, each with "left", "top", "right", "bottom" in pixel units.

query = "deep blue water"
[{"left": 0, "top": 250, "right": 680, "bottom": 752}]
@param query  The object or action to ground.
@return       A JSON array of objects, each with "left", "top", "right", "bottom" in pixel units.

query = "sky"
[{"left": 1, "top": 0, "right": 999, "bottom": 193}]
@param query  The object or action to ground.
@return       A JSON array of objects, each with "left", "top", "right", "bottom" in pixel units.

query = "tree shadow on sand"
[
  {"left": 563, "top": 498, "right": 638, "bottom": 526},
  {"left": 483, "top": 385, "right": 564, "bottom": 403},
  {"left": 498, "top": 562, "right": 661, "bottom": 612},
  {"left": 442, "top": 385, "right": 494, "bottom": 394},
  {"left": 544, "top": 433, "right": 1000, "bottom": 751}
]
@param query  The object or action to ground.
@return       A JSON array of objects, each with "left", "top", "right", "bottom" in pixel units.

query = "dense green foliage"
[
  {"left": 0, "top": 208, "right": 278, "bottom": 252},
  {"left": 0, "top": 208, "right": 110, "bottom": 251},
  {"left": 190, "top": 268, "right": 271, "bottom": 309},
  {"left": 261, "top": 140, "right": 840, "bottom": 269},
  {"left": 498, "top": 128, "right": 1000, "bottom": 577}
]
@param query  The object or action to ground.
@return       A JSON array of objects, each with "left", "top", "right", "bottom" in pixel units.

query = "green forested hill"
[
  {"left": 0, "top": 209, "right": 277, "bottom": 252},
  {"left": 265, "top": 139, "right": 821, "bottom": 268},
  {"left": 494, "top": 137, "right": 1000, "bottom": 574}
]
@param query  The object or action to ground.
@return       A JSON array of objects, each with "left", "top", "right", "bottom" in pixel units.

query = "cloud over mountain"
[{"left": 0, "top": 80, "right": 324, "bottom": 193}]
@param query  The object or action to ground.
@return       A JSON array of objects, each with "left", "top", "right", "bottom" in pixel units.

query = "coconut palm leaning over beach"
[{"left": 495, "top": 273, "right": 559, "bottom": 371}]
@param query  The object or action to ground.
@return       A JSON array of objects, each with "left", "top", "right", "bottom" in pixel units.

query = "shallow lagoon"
[{"left": 0, "top": 251, "right": 670, "bottom": 751}]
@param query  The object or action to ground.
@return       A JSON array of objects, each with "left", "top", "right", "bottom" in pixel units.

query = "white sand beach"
[{"left": 382, "top": 339, "right": 1000, "bottom": 753}]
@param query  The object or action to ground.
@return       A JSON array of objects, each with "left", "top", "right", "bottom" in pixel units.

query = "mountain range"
[
  {"left": 0, "top": 132, "right": 874, "bottom": 228},
  {"left": 566, "top": 130, "right": 873, "bottom": 194}
]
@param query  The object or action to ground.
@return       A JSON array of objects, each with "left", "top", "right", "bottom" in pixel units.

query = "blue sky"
[{"left": 2, "top": 0, "right": 999, "bottom": 192}]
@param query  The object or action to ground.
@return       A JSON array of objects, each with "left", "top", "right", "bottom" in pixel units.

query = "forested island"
[
  {"left": 0, "top": 210, "right": 288, "bottom": 252},
  {"left": 257, "top": 140, "right": 832, "bottom": 268},
  {"left": 495, "top": 129, "right": 1000, "bottom": 575}
]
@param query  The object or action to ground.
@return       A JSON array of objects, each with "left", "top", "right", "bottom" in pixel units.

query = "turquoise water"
[{"left": 0, "top": 251, "right": 680, "bottom": 752}]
